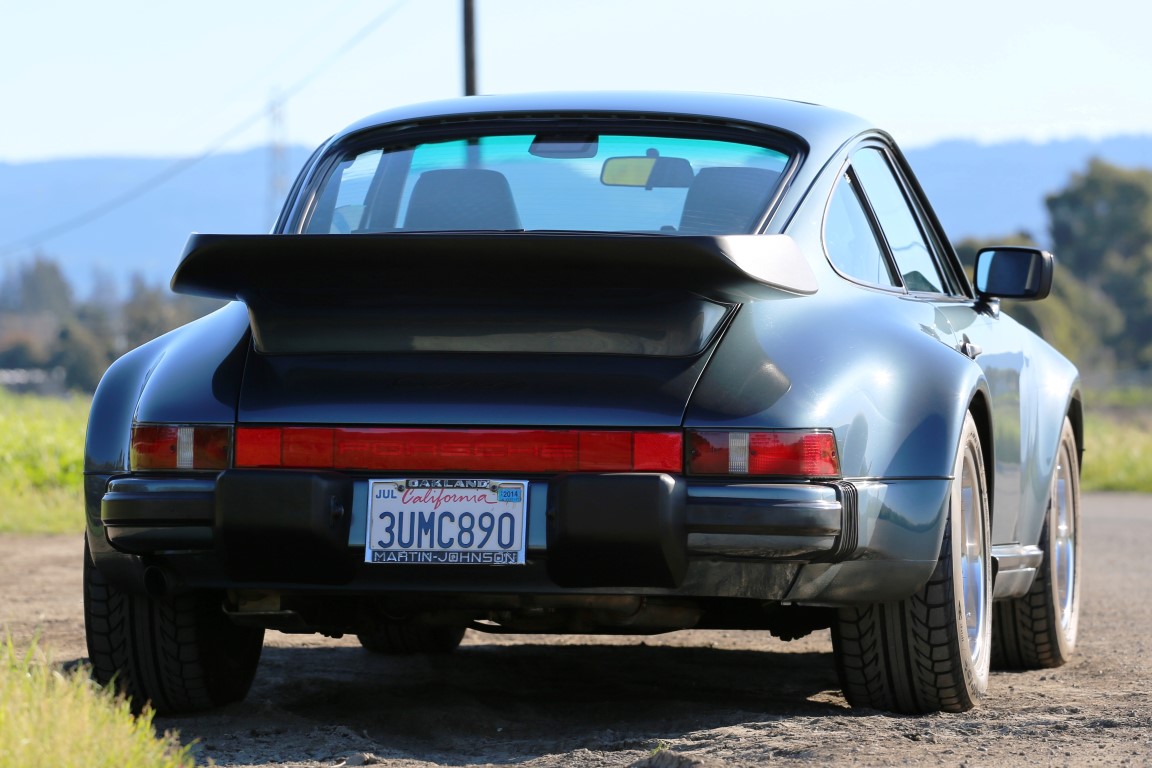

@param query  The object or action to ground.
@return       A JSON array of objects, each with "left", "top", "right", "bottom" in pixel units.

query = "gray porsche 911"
[{"left": 83, "top": 92, "right": 1082, "bottom": 715}]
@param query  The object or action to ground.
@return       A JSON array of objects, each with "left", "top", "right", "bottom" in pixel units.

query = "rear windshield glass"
[{"left": 301, "top": 131, "right": 791, "bottom": 236}]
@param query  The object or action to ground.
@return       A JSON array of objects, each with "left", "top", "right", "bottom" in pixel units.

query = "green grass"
[
  {"left": 0, "top": 637, "right": 195, "bottom": 768},
  {"left": 1081, "top": 409, "right": 1152, "bottom": 493},
  {"left": 0, "top": 390, "right": 88, "bottom": 534},
  {"left": 1086, "top": 385, "right": 1152, "bottom": 410}
]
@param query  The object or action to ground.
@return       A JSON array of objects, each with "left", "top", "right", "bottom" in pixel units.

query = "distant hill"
[
  {"left": 906, "top": 135, "right": 1152, "bottom": 245},
  {"left": 2, "top": 136, "right": 1151, "bottom": 296},
  {"left": 0, "top": 147, "right": 314, "bottom": 297}
]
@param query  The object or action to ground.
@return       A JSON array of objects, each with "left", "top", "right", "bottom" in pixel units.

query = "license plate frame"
[{"left": 365, "top": 478, "right": 527, "bottom": 565}]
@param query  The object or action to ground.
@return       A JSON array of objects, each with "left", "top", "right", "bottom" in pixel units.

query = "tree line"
[
  {"left": 1, "top": 156, "right": 1150, "bottom": 393},
  {"left": 955, "top": 157, "right": 1152, "bottom": 378},
  {"left": 0, "top": 261, "right": 221, "bottom": 392}
]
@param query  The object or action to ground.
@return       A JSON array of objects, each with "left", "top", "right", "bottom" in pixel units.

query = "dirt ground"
[{"left": 2, "top": 493, "right": 1150, "bottom": 767}]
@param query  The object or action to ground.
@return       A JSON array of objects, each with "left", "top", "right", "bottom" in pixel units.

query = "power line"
[
  {"left": 0, "top": 112, "right": 267, "bottom": 258},
  {"left": 273, "top": 0, "right": 412, "bottom": 105},
  {"left": 0, "top": 0, "right": 411, "bottom": 259}
]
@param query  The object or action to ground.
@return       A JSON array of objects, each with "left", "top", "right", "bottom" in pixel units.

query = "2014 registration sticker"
[{"left": 365, "top": 478, "right": 527, "bottom": 565}]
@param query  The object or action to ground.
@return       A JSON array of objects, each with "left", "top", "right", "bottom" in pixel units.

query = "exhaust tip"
[{"left": 143, "top": 566, "right": 173, "bottom": 598}]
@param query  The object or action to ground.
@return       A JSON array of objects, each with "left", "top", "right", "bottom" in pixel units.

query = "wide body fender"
[
  {"left": 946, "top": 305, "right": 1082, "bottom": 551},
  {"left": 686, "top": 294, "right": 987, "bottom": 601},
  {"left": 86, "top": 302, "right": 250, "bottom": 474},
  {"left": 84, "top": 303, "right": 249, "bottom": 585},
  {"left": 686, "top": 295, "right": 984, "bottom": 480}
]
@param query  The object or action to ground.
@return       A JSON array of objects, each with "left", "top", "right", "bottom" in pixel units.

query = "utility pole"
[{"left": 463, "top": 0, "right": 476, "bottom": 96}]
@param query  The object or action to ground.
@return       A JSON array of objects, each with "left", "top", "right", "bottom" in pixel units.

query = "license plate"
[{"left": 365, "top": 479, "right": 527, "bottom": 565}]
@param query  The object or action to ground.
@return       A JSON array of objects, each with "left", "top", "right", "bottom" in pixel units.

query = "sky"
[{"left": 3, "top": 0, "right": 1152, "bottom": 163}]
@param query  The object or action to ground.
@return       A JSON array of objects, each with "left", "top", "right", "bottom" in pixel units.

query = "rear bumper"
[{"left": 89, "top": 469, "right": 949, "bottom": 606}]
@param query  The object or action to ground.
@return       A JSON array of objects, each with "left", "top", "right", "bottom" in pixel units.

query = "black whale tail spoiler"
[{"left": 171, "top": 232, "right": 817, "bottom": 356}]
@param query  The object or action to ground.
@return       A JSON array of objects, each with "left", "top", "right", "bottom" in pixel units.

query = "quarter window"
[
  {"left": 824, "top": 172, "right": 899, "bottom": 287},
  {"left": 851, "top": 148, "right": 945, "bottom": 294}
]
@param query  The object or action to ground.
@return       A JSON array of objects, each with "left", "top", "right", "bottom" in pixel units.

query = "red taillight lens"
[
  {"left": 232, "top": 427, "right": 280, "bottom": 467},
  {"left": 130, "top": 424, "right": 836, "bottom": 477},
  {"left": 283, "top": 427, "right": 335, "bottom": 468},
  {"left": 130, "top": 425, "right": 232, "bottom": 470},
  {"left": 234, "top": 427, "right": 683, "bottom": 473},
  {"left": 687, "top": 429, "right": 839, "bottom": 477},
  {"left": 632, "top": 431, "right": 685, "bottom": 471}
]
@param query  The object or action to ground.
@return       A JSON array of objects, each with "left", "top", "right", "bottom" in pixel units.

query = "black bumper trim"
[
  {"left": 105, "top": 525, "right": 214, "bottom": 553},
  {"left": 830, "top": 480, "right": 859, "bottom": 561},
  {"left": 98, "top": 472, "right": 858, "bottom": 585},
  {"left": 102, "top": 475, "right": 216, "bottom": 554},
  {"left": 686, "top": 499, "right": 842, "bottom": 536},
  {"left": 101, "top": 475, "right": 216, "bottom": 525}
]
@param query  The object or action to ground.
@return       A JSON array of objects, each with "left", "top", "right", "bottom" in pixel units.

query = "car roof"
[{"left": 332, "top": 91, "right": 876, "bottom": 159}]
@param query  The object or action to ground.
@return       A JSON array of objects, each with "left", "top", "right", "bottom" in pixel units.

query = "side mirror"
[{"left": 974, "top": 246, "right": 1054, "bottom": 301}]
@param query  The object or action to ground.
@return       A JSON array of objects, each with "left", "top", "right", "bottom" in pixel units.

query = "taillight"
[
  {"left": 130, "top": 425, "right": 232, "bottom": 470},
  {"left": 234, "top": 427, "right": 683, "bottom": 473},
  {"left": 687, "top": 429, "right": 839, "bottom": 477},
  {"left": 129, "top": 424, "right": 838, "bottom": 477}
]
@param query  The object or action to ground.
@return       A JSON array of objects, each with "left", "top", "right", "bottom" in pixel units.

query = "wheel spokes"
[
  {"left": 959, "top": 451, "right": 986, "bottom": 665},
  {"left": 1053, "top": 450, "right": 1076, "bottom": 632}
]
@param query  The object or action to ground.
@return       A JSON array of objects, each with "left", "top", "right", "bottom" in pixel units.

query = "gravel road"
[{"left": 2, "top": 493, "right": 1150, "bottom": 767}]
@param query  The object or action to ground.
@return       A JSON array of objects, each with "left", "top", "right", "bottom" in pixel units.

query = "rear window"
[{"left": 302, "top": 131, "right": 791, "bottom": 236}]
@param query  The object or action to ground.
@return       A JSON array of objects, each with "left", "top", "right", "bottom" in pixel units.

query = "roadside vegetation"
[
  {"left": 0, "top": 638, "right": 195, "bottom": 768},
  {"left": 1082, "top": 391, "right": 1152, "bottom": 492},
  {"left": 0, "top": 389, "right": 86, "bottom": 534}
]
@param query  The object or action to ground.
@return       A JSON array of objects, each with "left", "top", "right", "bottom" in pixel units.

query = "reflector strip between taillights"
[{"left": 234, "top": 427, "right": 684, "bottom": 473}]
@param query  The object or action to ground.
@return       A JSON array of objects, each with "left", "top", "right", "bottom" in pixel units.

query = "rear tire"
[
  {"left": 83, "top": 539, "right": 264, "bottom": 714},
  {"left": 992, "top": 417, "right": 1081, "bottom": 669},
  {"left": 832, "top": 413, "right": 991, "bottom": 713},
  {"left": 357, "top": 620, "right": 467, "bottom": 655}
]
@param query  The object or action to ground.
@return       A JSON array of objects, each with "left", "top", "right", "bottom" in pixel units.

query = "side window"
[
  {"left": 824, "top": 171, "right": 900, "bottom": 287},
  {"left": 304, "top": 149, "right": 384, "bottom": 234},
  {"left": 851, "top": 148, "right": 946, "bottom": 294}
]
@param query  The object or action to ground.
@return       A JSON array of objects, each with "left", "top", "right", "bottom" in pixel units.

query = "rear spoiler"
[
  {"left": 172, "top": 233, "right": 818, "bottom": 303},
  {"left": 171, "top": 233, "right": 817, "bottom": 356}
]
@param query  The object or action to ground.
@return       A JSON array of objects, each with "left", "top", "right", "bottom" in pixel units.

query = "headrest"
[
  {"left": 679, "top": 167, "right": 780, "bottom": 235},
  {"left": 404, "top": 168, "right": 522, "bottom": 231}
]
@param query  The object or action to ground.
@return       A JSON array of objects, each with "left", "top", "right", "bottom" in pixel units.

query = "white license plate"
[{"left": 365, "top": 479, "right": 527, "bottom": 565}]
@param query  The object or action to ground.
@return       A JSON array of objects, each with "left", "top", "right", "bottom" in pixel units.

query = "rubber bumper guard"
[
  {"left": 546, "top": 473, "right": 687, "bottom": 589},
  {"left": 216, "top": 470, "right": 355, "bottom": 583}
]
